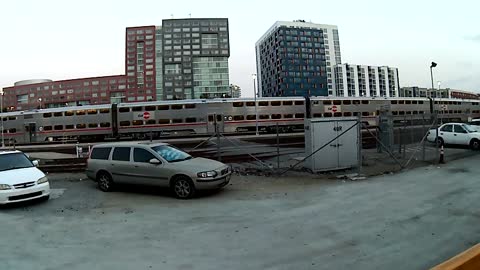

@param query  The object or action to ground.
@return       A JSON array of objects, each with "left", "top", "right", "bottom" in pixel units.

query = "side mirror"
[
  {"left": 32, "top": 160, "right": 39, "bottom": 167},
  {"left": 149, "top": 159, "right": 161, "bottom": 165}
]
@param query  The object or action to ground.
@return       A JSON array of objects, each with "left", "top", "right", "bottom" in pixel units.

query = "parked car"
[
  {"left": 86, "top": 142, "right": 232, "bottom": 199},
  {"left": 427, "top": 123, "right": 480, "bottom": 150},
  {"left": 0, "top": 150, "right": 50, "bottom": 205},
  {"left": 468, "top": 119, "right": 480, "bottom": 132}
]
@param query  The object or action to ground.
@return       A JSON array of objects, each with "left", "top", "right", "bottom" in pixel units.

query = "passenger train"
[{"left": 0, "top": 96, "right": 479, "bottom": 145}]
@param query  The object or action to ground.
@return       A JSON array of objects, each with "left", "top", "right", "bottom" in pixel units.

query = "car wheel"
[
  {"left": 172, "top": 176, "right": 196, "bottom": 199},
  {"left": 436, "top": 137, "right": 444, "bottom": 147},
  {"left": 97, "top": 172, "right": 114, "bottom": 192},
  {"left": 471, "top": 139, "right": 480, "bottom": 150}
]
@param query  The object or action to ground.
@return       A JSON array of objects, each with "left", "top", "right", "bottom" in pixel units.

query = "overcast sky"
[{"left": 1, "top": 0, "right": 479, "bottom": 97}]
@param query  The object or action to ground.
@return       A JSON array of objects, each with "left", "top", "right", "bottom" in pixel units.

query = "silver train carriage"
[{"left": 1, "top": 97, "right": 479, "bottom": 144}]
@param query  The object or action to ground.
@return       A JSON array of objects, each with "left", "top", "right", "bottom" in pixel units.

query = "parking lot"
[{"left": 2, "top": 154, "right": 480, "bottom": 270}]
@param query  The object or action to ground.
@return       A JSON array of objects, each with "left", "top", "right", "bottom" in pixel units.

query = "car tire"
[
  {"left": 97, "top": 172, "right": 114, "bottom": 192},
  {"left": 470, "top": 139, "right": 480, "bottom": 150},
  {"left": 436, "top": 137, "right": 444, "bottom": 147},
  {"left": 171, "top": 176, "right": 196, "bottom": 199}
]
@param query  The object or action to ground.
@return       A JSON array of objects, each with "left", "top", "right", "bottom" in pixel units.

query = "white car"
[
  {"left": 0, "top": 150, "right": 50, "bottom": 205},
  {"left": 427, "top": 123, "right": 480, "bottom": 150}
]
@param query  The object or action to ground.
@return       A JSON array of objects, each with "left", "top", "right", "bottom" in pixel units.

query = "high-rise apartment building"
[
  {"left": 256, "top": 20, "right": 341, "bottom": 97},
  {"left": 334, "top": 64, "right": 400, "bottom": 97}
]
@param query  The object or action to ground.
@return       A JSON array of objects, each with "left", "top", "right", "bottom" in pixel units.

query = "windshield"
[
  {"left": 463, "top": 125, "right": 477, "bottom": 133},
  {"left": 0, "top": 153, "right": 34, "bottom": 172},
  {"left": 151, "top": 145, "right": 192, "bottom": 163}
]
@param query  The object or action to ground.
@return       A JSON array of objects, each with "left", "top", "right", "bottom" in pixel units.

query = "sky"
[{"left": 1, "top": 0, "right": 479, "bottom": 97}]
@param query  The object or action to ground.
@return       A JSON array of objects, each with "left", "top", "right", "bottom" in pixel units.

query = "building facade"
[
  {"left": 2, "top": 18, "right": 230, "bottom": 111},
  {"left": 400, "top": 87, "right": 478, "bottom": 99},
  {"left": 256, "top": 20, "right": 341, "bottom": 98},
  {"left": 334, "top": 64, "right": 400, "bottom": 97},
  {"left": 229, "top": 84, "right": 241, "bottom": 98}
]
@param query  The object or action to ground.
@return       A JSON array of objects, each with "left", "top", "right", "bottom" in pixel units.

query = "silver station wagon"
[{"left": 86, "top": 142, "right": 232, "bottom": 199}]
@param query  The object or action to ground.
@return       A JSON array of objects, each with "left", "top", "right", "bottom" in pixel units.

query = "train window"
[
  {"left": 259, "top": 101, "right": 269, "bottom": 106},
  {"left": 246, "top": 102, "right": 256, "bottom": 106},
  {"left": 283, "top": 114, "right": 293, "bottom": 119},
  {"left": 132, "top": 120, "right": 143, "bottom": 126},
  {"left": 399, "top": 100, "right": 405, "bottom": 104},
  {"left": 343, "top": 100, "right": 351, "bottom": 105},
  {"left": 76, "top": 124, "right": 86, "bottom": 129},
  {"left": 54, "top": 112, "right": 63, "bottom": 117},
  {"left": 132, "top": 106, "right": 142, "bottom": 112},
  {"left": 447, "top": 101, "right": 452, "bottom": 105},
  {"left": 158, "top": 119, "right": 170, "bottom": 124},
  {"left": 259, "top": 115, "right": 269, "bottom": 119},
  {"left": 295, "top": 113, "right": 304, "bottom": 119},
  {"left": 146, "top": 119, "right": 156, "bottom": 125},
  {"left": 1, "top": 117, "right": 6, "bottom": 122},
  {"left": 283, "top": 101, "right": 293, "bottom": 106},
  {"left": 88, "top": 123, "right": 97, "bottom": 128},
  {"left": 119, "top": 121, "right": 130, "bottom": 127},
  {"left": 323, "top": 113, "right": 332, "bottom": 117},
  {"left": 405, "top": 100, "right": 411, "bottom": 105},
  {"left": 448, "top": 110, "right": 453, "bottom": 114},
  {"left": 353, "top": 100, "right": 360, "bottom": 105},
  {"left": 208, "top": 115, "right": 214, "bottom": 122},
  {"left": 65, "top": 111, "right": 74, "bottom": 116},
  {"left": 171, "top": 105, "right": 183, "bottom": 110},
  {"left": 233, "top": 115, "right": 244, "bottom": 121},
  {"left": 271, "top": 114, "right": 281, "bottom": 119},
  {"left": 412, "top": 100, "right": 418, "bottom": 104},
  {"left": 323, "top": 100, "right": 332, "bottom": 105},
  {"left": 100, "top": 109, "right": 110, "bottom": 114},
  {"left": 8, "top": 116, "right": 16, "bottom": 120},
  {"left": 119, "top": 108, "right": 130, "bottom": 113},
  {"left": 362, "top": 112, "right": 370, "bottom": 117},
  {"left": 434, "top": 101, "right": 439, "bottom": 105},
  {"left": 54, "top": 125, "right": 63, "bottom": 130},
  {"left": 361, "top": 100, "right": 369, "bottom": 105},
  {"left": 185, "top": 117, "right": 196, "bottom": 123},
  {"left": 87, "top": 109, "right": 97, "bottom": 115},
  {"left": 353, "top": 112, "right": 360, "bottom": 116},
  {"left": 76, "top": 110, "right": 86, "bottom": 116},
  {"left": 233, "top": 102, "right": 244, "bottom": 107},
  {"left": 406, "top": 111, "right": 412, "bottom": 115},
  {"left": 418, "top": 101, "right": 424, "bottom": 104},
  {"left": 43, "top": 126, "right": 53, "bottom": 131},
  {"left": 24, "top": 114, "right": 33, "bottom": 119},
  {"left": 392, "top": 111, "right": 398, "bottom": 115},
  {"left": 100, "top": 122, "right": 111, "bottom": 128},
  {"left": 172, "top": 119, "right": 183, "bottom": 123},
  {"left": 473, "top": 102, "right": 479, "bottom": 106},
  {"left": 43, "top": 113, "right": 52, "bottom": 118},
  {"left": 65, "top": 125, "right": 74, "bottom": 129},
  {"left": 271, "top": 101, "right": 281, "bottom": 106},
  {"left": 334, "top": 112, "right": 342, "bottom": 117},
  {"left": 343, "top": 112, "right": 352, "bottom": 117},
  {"left": 247, "top": 115, "right": 257, "bottom": 120},
  {"left": 145, "top": 106, "right": 156, "bottom": 111},
  {"left": 185, "top": 104, "right": 196, "bottom": 109},
  {"left": 391, "top": 100, "right": 398, "bottom": 104},
  {"left": 413, "top": 111, "right": 418, "bottom": 115},
  {"left": 9, "top": 128, "right": 16, "bottom": 133},
  {"left": 313, "top": 113, "right": 322, "bottom": 118},
  {"left": 399, "top": 111, "right": 405, "bottom": 115},
  {"left": 216, "top": 115, "right": 223, "bottom": 122},
  {"left": 295, "top": 101, "right": 304, "bottom": 105},
  {"left": 333, "top": 100, "right": 341, "bottom": 105},
  {"left": 158, "top": 105, "right": 169, "bottom": 110}
]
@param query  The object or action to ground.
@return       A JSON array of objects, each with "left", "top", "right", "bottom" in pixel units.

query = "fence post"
[
  {"left": 215, "top": 115, "right": 221, "bottom": 162},
  {"left": 403, "top": 115, "right": 406, "bottom": 159},
  {"left": 276, "top": 122, "right": 280, "bottom": 169},
  {"left": 422, "top": 113, "right": 426, "bottom": 161}
]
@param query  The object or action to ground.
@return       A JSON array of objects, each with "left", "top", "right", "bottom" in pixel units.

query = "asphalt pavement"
[{"left": 1, "top": 156, "right": 480, "bottom": 270}]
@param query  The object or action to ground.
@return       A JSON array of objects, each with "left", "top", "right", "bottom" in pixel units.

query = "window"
[
  {"left": 233, "top": 102, "right": 244, "bottom": 107},
  {"left": 185, "top": 104, "right": 196, "bottom": 109},
  {"left": 120, "top": 121, "right": 131, "bottom": 127},
  {"left": 133, "top": 120, "right": 143, "bottom": 126},
  {"left": 259, "top": 115, "right": 269, "bottom": 120},
  {"left": 88, "top": 123, "right": 98, "bottom": 128},
  {"left": 324, "top": 113, "right": 333, "bottom": 117},
  {"left": 113, "top": 147, "right": 131, "bottom": 162},
  {"left": 246, "top": 115, "right": 256, "bottom": 120},
  {"left": 283, "top": 101, "right": 293, "bottom": 106},
  {"left": 454, "top": 125, "right": 467, "bottom": 134},
  {"left": 76, "top": 124, "right": 86, "bottom": 129},
  {"left": 54, "top": 112, "right": 63, "bottom": 117},
  {"left": 87, "top": 109, "right": 97, "bottom": 115},
  {"left": 132, "top": 106, "right": 142, "bottom": 112},
  {"left": 185, "top": 117, "right": 196, "bottom": 123},
  {"left": 440, "top": 125, "right": 453, "bottom": 132},
  {"left": 259, "top": 101, "right": 269, "bottom": 106},
  {"left": 271, "top": 101, "right": 281, "bottom": 106},
  {"left": 233, "top": 115, "right": 244, "bottom": 121},
  {"left": 133, "top": 148, "right": 157, "bottom": 163},
  {"left": 158, "top": 105, "right": 169, "bottom": 110},
  {"left": 54, "top": 125, "right": 63, "bottom": 130},
  {"left": 65, "top": 125, "right": 74, "bottom": 129},
  {"left": 90, "top": 147, "right": 112, "bottom": 160},
  {"left": 172, "top": 119, "right": 183, "bottom": 123},
  {"left": 295, "top": 113, "right": 305, "bottom": 118},
  {"left": 171, "top": 105, "right": 183, "bottom": 110},
  {"left": 76, "top": 110, "right": 86, "bottom": 116},
  {"left": 119, "top": 107, "right": 130, "bottom": 113},
  {"left": 100, "top": 122, "right": 111, "bottom": 128},
  {"left": 43, "top": 126, "right": 53, "bottom": 131},
  {"left": 43, "top": 113, "right": 52, "bottom": 118},
  {"left": 246, "top": 102, "right": 255, "bottom": 107},
  {"left": 283, "top": 114, "right": 293, "bottom": 119},
  {"left": 272, "top": 114, "right": 281, "bottom": 119},
  {"left": 158, "top": 119, "right": 170, "bottom": 124}
]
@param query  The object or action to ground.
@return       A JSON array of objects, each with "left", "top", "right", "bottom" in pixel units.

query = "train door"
[
  {"left": 24, "top": 123, "right": 37, "bottom": 143},
  {"left": 207, "top": 114, "right": 224, "bottom": 134}
]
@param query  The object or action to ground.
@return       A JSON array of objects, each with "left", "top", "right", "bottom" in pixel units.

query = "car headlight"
[
  {"left": 37, "top": 176, "right": 49, "bottom": 184},
  {"left": 0, "top": 184, "right": 12, "bottom": 190},
  {"left": 197, "top": 171, "right": 218, "bottom": 178}
]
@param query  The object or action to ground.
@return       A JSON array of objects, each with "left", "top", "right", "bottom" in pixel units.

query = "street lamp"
[
  {"left": 252, "top": 74, "right": 259, "bottom": 136},
  {"left": 0, "top": 89, "right": 4, "bottom": 148},
  {"left": 430, "top": 62, "right": 440, "bottom": 156},
  {"left": 38, "top": 98, "right": 42, "bottom": 109}
]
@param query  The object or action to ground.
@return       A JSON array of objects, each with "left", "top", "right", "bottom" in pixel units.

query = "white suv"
[
  {"left": 0, "top": 150, "right": 50, "bottom": 205},
  {"left": 427, "top": 123, "right": 480, "bottom": 150}
]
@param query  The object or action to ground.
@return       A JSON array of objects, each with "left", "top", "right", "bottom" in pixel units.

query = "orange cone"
[{"left": 439, "top": 145, "right": 445, "bottom": 164}]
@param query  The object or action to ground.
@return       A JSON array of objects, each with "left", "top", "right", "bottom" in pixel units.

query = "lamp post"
[
  {"left": 252, "top": 74, "right": 259, "bottom": 136},
  {"left": 0, "top": 89, "right": 4, "bottom": 148},
  {"left": 38, "top": 98, "right": 42, "bottom": 109},
  {"left": 430, "top": 62, "right": 439, "bottom": 155}
]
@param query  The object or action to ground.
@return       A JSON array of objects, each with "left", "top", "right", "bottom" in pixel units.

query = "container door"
[
  {"left": 313, "top": 121, "right": 339, "bottom": 171},
  {"left": 207, "top": 114, "right": 224, "bottom": 134},
  {"left": 337, "top": 120, "right": 359, "bottom": 168}
]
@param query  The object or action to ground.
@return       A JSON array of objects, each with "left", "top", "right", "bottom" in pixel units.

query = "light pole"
[
  {"left": 0, "top": 89, "right": 4, "bottom": 148},
  {"left": 252, "top": 74, "right": 259, "bottom": 136},
  {"left": 38, "top": 98, "right": 42, "bottom": 109},
  {"left": 430, "top": 62, "right": 439, "bottom": 154}
]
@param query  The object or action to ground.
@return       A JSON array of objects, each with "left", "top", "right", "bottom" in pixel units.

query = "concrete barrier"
[{"left": 431, "top": 244, "right": 480, "bottom": 270}]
